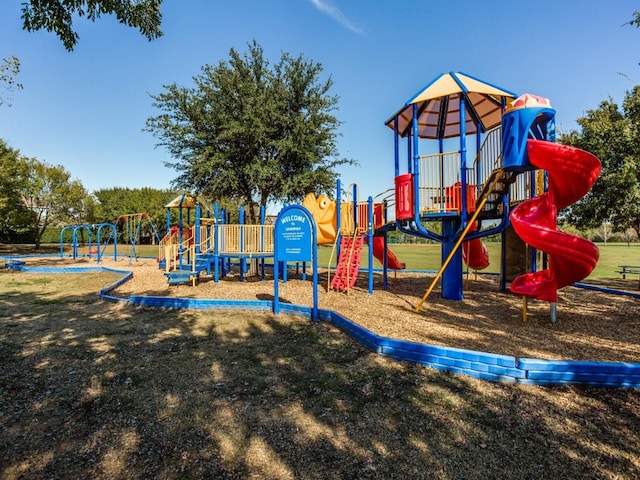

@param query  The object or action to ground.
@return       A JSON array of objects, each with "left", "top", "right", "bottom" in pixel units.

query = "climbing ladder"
[{"left": 330, "top": 234, "right": 364, "bottom": 292}]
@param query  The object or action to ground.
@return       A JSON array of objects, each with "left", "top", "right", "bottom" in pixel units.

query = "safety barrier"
[{"left": 5, "top": 259, "right": 640, "bottom": 388}]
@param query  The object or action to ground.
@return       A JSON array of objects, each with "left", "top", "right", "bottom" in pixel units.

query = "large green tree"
[
  {"left": 21, "top": 0, "right": 164, "bottom": 51},
  {"left": 145, "top": 40, "right": 355, "bottom": 223},
  {"left": 559, "top": 87, "right": 640, "bottom": 240},
  {"left": 0, "top": 140, "right": 90, "bottom": 246},
  {"left": 21, "top": 158, "right": 89, "bottom": 247},
  {"left": 92, "top": 187, "right": 175, "bottom": 237},
  {"left": 0, "top": 140, "right": 32, "bottom": 241}
]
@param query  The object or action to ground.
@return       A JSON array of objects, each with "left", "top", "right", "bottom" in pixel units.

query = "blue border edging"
[
  {"left": 5, "top": 260, "right": 640, "bottom": 388},
  {"left": 574, "top": 282, "right": 640, "bottom": 299}
]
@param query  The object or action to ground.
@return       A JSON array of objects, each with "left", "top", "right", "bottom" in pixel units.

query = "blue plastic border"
[{"left": 4, "top": 260, "right": 640, "bottom": 388}]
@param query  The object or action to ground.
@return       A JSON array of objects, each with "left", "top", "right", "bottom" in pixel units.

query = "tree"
[
  {"left": 559, "top": 88, "right": 640, "bottom": 241},
  {"left": 145, "top": 40, "right": 355, "bottom": 223},
  {"left": 627, "top": 10, "right": 640, "bottom": 28},
  {"left": 92, "top": 187, "right": 176, "bottom": 236},
  {"left": 21, "top": 159, "right": 88, "bottom": 248},
  {"left": 0, "top": 56, "right": 22, "bottom": 107},
  {"left": 0, "top": 140, "right": 32, "bottom": 242},
  {"left": 20, "top": 0, "right": 164, "bottom": 51}
]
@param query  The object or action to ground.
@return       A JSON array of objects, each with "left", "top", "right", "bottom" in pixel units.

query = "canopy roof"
[
  {"left": 164, "top": 193, "right": 199, "bottom": 209},
  {"left": 385, "top": 71, "right": 517, "bottom": 139}
]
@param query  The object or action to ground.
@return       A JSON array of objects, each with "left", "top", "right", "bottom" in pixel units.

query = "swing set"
[
  {"left": 59, "top": 222, "right": 117, "bottom": 262},
  {"left": 115, "top": 213, "right": 161, "bottom": 264}
]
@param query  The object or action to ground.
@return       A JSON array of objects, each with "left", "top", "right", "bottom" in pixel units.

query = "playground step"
[{"left": 164, "top": 271, "right": 197, "bottom": 286}]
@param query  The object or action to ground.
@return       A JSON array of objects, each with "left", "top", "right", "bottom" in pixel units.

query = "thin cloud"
[{"left": 309, "top": 0, "right": 364, "bottom": 35}]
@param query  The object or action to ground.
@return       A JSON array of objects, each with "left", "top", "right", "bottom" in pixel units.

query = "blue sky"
[{"left": 1, "top": 0, "right": 638, "bottom": 210}]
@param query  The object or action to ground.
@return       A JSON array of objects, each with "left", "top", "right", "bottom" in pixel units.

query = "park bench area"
[{"left": 616, "top": 265, "right": 640, "bottom": 289}]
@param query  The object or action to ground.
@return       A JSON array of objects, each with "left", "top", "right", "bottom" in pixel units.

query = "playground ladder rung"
[{"left": 331, "top": 235, "right": 364, "bottom": 291}]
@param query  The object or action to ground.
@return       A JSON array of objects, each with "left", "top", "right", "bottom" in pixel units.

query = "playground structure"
[
  {"left": 156, "top": 181, "right": 407, "bottom": 291},
  {"left": 9, "top": 72, "right": 639, "bottom": 388},
  {"left": 157, "top": 196, "right": 277, "bottom": 286},
  {"left": 375, "top": 73, "right": 601, "bottom": 316},
  {"left": 146, "top": 72, "right": 602, "bottom": 323}
]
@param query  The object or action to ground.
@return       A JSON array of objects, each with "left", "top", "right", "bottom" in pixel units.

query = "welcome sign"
[
  {"left": 276, "top": 209, "right": 312, "bottom": 261},
  {"left": 273, "top": 205, "right": 318, "bottom": 320}
]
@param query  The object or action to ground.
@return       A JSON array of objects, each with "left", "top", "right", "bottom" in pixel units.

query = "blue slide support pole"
[
  {"left": 500, "top": 228, "right": 508, "bottom": 292},
  {"left": 441, "top": 217, "right": 464, "bottom": 300}
]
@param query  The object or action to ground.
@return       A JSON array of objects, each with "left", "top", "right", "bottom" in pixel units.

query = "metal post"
[
  {"left": 368, "top": 196, "right": 374, "bottom": 294},
  {"left": 459, "top": 95, "right": 468, "bottom": 227}
]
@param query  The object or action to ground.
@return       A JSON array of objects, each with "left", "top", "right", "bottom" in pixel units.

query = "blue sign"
[
  {"left": 275, "top": 207, "right": 313, "bottom": 261},
  {"left": 273, "top": 205, "right": 318, "bottom": 320}
]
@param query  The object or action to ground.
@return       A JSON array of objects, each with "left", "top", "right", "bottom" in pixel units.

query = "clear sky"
[{"left": 1, "top": 0, "right": 638, "bottom": 210}]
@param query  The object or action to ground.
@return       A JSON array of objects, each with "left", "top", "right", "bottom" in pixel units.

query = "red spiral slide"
[{"left": 509, "top": 140, "right": 601, "bottom": 302}]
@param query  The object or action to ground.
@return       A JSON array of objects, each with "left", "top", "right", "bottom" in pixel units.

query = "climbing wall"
[{"left": 331, "top": 235, "right": 364, "bottom": 291}]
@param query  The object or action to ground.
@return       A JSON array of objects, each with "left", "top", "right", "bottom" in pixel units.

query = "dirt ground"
[
  {"left": 16, "top": 255, "right": 640, "bottom": 363},
  {"left": 3, "top": 252, "right": 640, "bottom": 479}
]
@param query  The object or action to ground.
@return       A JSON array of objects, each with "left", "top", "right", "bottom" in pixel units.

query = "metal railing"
[
  {"left": 217, "top": 224, "right": 274, "bottom": 255},
  {"left": 418, "top": 150, "right": 464, "bottom": 213}
]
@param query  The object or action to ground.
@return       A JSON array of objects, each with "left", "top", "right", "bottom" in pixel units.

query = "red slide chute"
[
  {"left": 509, "top": 140, "right": 601, "bottom": 302},
  {"left": 371, "top": 236, "right": 405, "bottom": 270}
]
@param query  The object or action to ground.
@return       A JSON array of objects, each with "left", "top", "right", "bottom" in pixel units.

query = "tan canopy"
[
  {"left": 385, "top": 72, "right": 517, "bottom": 139},
  {"left": 164, "top": 194, "right": 199, "bottom": 209}
]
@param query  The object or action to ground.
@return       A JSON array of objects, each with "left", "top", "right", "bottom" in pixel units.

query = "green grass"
[{"left": 317, "top": 241, "right": 640, "bottom": 279}]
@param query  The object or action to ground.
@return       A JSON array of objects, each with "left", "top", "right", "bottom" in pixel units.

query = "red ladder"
[{"left": 331, "top": 235, "right": 364, "bottom": 291}]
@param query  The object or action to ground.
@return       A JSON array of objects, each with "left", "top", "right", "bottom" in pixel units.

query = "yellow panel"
[{"left": 410, "top": 74, "right": 461, "bottom": 104}]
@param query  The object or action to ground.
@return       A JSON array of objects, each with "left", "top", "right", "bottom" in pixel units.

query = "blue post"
[
  {"left": 214, "top": 203, "right": 220, "bottom": 283},
  {"left": 260, "top": 205, "right": 266, "bottom": 281},
  {"left": 195, "top": 204, "right": 201, "bottom": 254},
  {"left": 500, "top": 228, "right": 507, "bottom": 292},
  {"left": 60, "top": 226, "right": 72, "bottom": 258},
  {"left": 368, "top": 196, "right": 374, "bottom": 294},
  {"left": 476, "top": 121, "right": 482, "bottom": 198},
  {"left": 352, "top": 183, "right": 358, "bottom": 229},
  {"left": 394, "top": 117, "right": 400, "bottom": 177},
  {"left": 239, "top": 206, "right": 245, "bottom": 281},
  {"left": 72, "top": 226, "right": 80, "bottom": 260},
  {"left": 412, "top": 104, "right": 420, "bottom": 220},
  {"left": 407, "top": 127, "right": 413, "bottom": 174},
  {"left": 459, "top": 95, "right": 468, "bottom": 227},
  {"left": 335, "top": 179, "right": 342, "bottom": 267},
  {"left": 441, "top": 218, "right": 463, "bottom": 300}
]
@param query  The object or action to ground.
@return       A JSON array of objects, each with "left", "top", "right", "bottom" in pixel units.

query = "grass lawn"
[
  {"left": 16, "top": 240, "right": 640, "bottom": 280},
  {"left": 316, "top": 241, "right": 640, "bottom": 279},
  {"left": 1, "top": 243, "right": 640, "bottom": 478}
]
